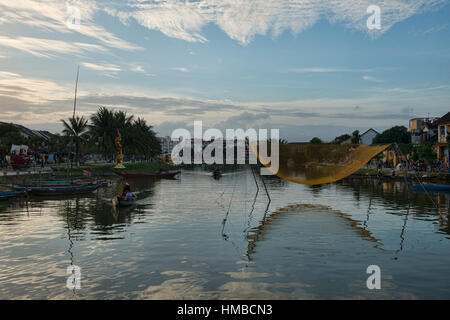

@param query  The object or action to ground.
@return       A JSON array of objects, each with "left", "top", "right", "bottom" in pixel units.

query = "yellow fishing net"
[{"left": 250, "top": 143, "right": 390, "bottom": 185}]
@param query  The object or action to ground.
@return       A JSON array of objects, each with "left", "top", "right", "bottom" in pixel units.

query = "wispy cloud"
[
  {"left": 363, "top": 75, "right": 383, "bottom": 82},
  {"left": 0, "top": 36, "right": 106, "bottom": 58},
  {"left": 113, "top": 0, "right": 447, "bottom": 45},
  {"left": 424, "top": 23, "right": 448, "bottom": 34},
  {"left": 130, "top": 65, "right": 146, "bottom": 73},
  {"left": 171, "top": 67, "right": 190, "bottom": 73},
  {"left": 0, "top": 0, "right": 141, "bottom": 51}
]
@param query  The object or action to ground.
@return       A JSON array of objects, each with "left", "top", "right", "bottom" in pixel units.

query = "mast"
[{"left": 72, "top": 65, "right": 79, "bottom": 118}]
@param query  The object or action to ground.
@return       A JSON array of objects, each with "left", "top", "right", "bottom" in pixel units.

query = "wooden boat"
[
  {"left": 13, "top": 183, "right": 102, "bottom": 196},
  {"left": 116, "top": 195, "right": 137, "bottom": 207},
  {"left": 0, "top": 191, "right": 23, "bottom": 201},
  {"left": 409, "top": 183, "right": 450, "bottom": 192},
  {"left": 27, "top": 178, "right": 104, "bottom": 187},
  {"left": 113, "top": 170, "right": 180, "bottom": 179}
]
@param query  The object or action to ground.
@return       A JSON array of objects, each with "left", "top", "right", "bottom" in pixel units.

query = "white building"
[
  {"left": 158, "top": 136, "right": 179, "bottom": 156},
  {"left": 360, "top": 129, "right": 379, "bottom": 145}
]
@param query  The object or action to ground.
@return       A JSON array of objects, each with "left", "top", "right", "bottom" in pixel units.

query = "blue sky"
[{"left": 0, "top": 0, "right": 449, "bottom": 142}]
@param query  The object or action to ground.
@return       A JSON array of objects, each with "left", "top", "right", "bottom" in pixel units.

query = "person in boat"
[{"left": 122, "top": 183, "right": 135, "bottom": 199}]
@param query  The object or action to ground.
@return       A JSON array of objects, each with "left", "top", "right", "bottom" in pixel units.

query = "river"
[{"left": 0, "top": 168, "right": 449, "bottom": 299}]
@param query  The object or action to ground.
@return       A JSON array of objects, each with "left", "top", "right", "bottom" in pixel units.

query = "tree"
[
  {"left": 373, "top": 126, "right": 410, "bottom": 144},
  {"left": 413, "top": 143, "right": 436, "bottom": 162},
  {"left": 310, "top": 137, "right": 323, "bottom": 144},
  {"left": 90, "top": 107, "right": 115, "bottom": 160},
  {"left": 351, "top": 130, "right": 360, "bottom": 144},
  {"left": 61, "top": 116, "right": 89, "bottom": 165},
  {"left": 333, "top": 134, "right": 351, "bottom": 144},
  {"left": 0, "top": 123, "right": 27, "bottom": 151}
]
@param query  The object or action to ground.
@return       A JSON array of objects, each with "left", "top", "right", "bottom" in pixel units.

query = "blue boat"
[
  {"left": 0, "top": 191, "right": 22, "bottom": 201},
  {"left": 13, "top": 183, "right": 101, "bottom": 196},
  {"left": 409, "top": 183, "right": 450, "bottom": 192}
]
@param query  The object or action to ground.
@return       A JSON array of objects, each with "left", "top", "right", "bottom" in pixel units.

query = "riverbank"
[
  {"left": 352, "top": 168, "right": 450, "bottom": 183},
  {"left": 0, "top": 161, "right": 175, "bottom": 185}
]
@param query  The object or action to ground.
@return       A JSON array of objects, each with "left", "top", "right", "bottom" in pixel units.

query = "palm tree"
[
  {"left": 90, "top": 107, "right": 114, "bottom": 160},
  {"left": 61, "top": 115, "right": 89, "bottom": 165}
]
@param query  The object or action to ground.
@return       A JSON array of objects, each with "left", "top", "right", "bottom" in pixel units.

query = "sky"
[{"left": 0, "top": 0, "right": 449, "bottom": 142}]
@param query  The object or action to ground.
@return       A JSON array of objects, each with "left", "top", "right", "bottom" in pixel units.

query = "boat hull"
[
  {"left": 13, "top": 183, "right": 101, "bottom": 196},
  {"left": 116, "top": 196, "right": 137, "bottom": 207},
  {"left": 0, "top": 192, "right": 22, "bottom": 201},
  {"left": 410, "top": 183, "right": 450, "bottom": 192},
  {"left": 114, "top": 171, "right": 180, "bottom": 179}
]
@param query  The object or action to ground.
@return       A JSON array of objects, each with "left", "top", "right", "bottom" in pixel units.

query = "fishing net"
[{"left": 250, "top": 143, "right": 390, "bottom": 185}]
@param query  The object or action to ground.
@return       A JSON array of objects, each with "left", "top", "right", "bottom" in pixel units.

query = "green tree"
[
  {"left": 373, "top": 126, "right": 410, "bottom": 144},
  {"left": 61, "top": 116, "right": 89, "bottom": 165},
  {"left": 310, "top": 137, "right": 323, "bottom": 144},
  {"left": 351, "top": 130, "right": 360, "bottom": 144},
  {"left": 0, "top": 123, "right": 27, "bottom": 151},
  {"left": 90, "top": 107, "right": 115, "bottom": 160},
  {"left": 333, "top": 134, "right": 351, "bottom": 144}
]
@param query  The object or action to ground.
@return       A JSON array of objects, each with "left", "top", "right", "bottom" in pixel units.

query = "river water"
[{"left": 0, "top": 168, "right": 449, "bottom": 299}]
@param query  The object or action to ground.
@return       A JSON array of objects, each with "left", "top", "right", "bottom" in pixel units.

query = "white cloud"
[
  {"left": 363, "top": 75, "right": 383, "bottom": 82},
  {"left": 0, "top": 0, "right": 141, "bottom": 51},
  {"left": 81, "top": 62, "right": 121, "bottom": 72},
  {"left": 171, "top": 67, "right": 190, "bottom": 73},
  {"left": 0, "top": 36, "right": 107, "bottom": 58},
  {"left": 115, "top": 0, "right": 447, "bottom": 45},
  {"left": 130, "top": 65, "right": 146, "bottom": 73}
]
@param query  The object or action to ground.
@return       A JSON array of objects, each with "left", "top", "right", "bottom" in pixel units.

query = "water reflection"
[{"left": 0, "top": 170, "right": 450, "bottom": 299}]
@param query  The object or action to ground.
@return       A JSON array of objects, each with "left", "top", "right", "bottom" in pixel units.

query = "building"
[
  {"left": 0, "top": 121, "right": 55, "bottom": 141},
  {"left": 157, "top": 136, "right": 179, "bottom": 156},
  {"left": 360, "top": 128, "right": 379, "bottom": 145},
  {"left": 408, "top": 117, "right": 438, "bottom": 145},
  {"left": 434, "top": 112, "right": 450, "bottom": 162}
]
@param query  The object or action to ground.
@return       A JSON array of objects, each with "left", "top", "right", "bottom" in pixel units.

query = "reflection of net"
[{"left": 253, "top": 143, "right": 390, "bottom": 185}]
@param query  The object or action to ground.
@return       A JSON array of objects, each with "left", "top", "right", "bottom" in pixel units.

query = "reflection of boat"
[
  {"left": 0, "top": 191, "right": 23, "bottom": 201},
  {"left": 13, "top": 183, "right": 102, "bottom": 196},
  {"left": 113, "top": 171, "right": 180, "bottom": 179},
  {"left": 116, "top": 195, "right": 137, "bottom": 207},
  {"left": 212, "top": 169, "right": 222, "bottom": 179},
  {"left": 410, "top": 183, "right": 450, "bottom": 192}
]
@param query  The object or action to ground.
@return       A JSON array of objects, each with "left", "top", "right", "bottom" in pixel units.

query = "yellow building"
[{"left": 434, "top": 112, "right": 450, "bottom": 162}]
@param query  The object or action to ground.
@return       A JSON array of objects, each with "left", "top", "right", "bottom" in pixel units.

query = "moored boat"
[
  {"left": 27, "top": 178, "right": 105, "bottom": 187},
  {"left": 409, "top": 183, "right": 450, "bottom": 192},
  {"left": 0, "top": 191, "right": 23, "bottom": 201},
  {"left": 113, "top": 170, "right": 180, "bottom": 179},
  {"left": 13, "top": 182, "right": 102, "bottom": 196}
]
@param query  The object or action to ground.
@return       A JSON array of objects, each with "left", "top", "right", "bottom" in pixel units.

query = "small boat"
[
  {"left": 0, "top": 191, "right": 23, "bottom": 201},
  {"left": 13, "top": 183, "right": 102, "bottom": 196},
  {"left": 116, "top": 195, "right": 137, "bottom": 207},
  {"left": 409, "top": 183, "right": 450, "bottom": 192},
  {"left": 114, "top": 170, "right": 180, "bottom": 179}
]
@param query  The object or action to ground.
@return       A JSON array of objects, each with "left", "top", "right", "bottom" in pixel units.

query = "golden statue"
[{"left": 114, "top": 129, "right": 125, "bottom": 169}]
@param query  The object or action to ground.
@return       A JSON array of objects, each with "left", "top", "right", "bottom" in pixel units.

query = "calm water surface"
[{"left": 0, "top": 168, "right": 449, "bottom": 299}]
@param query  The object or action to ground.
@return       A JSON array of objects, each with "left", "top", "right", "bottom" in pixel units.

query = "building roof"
[
  {"left": 360, "top": 128, "right": 379, "bottom": 137},
  {"left": 434, "top": 112, "right": 450, "bottom": 126},
  {"left": 0, "top": 122, "right": 56, "bottom": 141}
]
